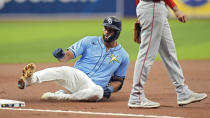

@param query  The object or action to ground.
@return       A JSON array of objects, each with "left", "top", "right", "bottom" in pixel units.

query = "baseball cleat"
[
  {"left": 18, "top": 63, "right": 36, "bottom": 89},
  {"left": 128, "top": 98, "right": 160, "bottom": 108},
  {"left": 41, "top": 90, "right": 65, "bottom": 100},
  {"left": 41, "top": 92, "right": 55, "bottom": 100},
  {"left": 41, "top": 90, "right": 68, "bottom": 100},
  {"left": 178, "top": 92, "right": 207, "bottom": 106}
]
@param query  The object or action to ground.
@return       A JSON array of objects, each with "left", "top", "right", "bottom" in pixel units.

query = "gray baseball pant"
[{"left": 129, "top": 1, "right": 192, "bottom": 104}]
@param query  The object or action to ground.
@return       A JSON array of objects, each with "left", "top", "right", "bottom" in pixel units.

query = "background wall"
[
  {"left": 0, "top": 0, "right": 210, "bottom": 18},
  {"left": 172, "top": 0, "right": 210, "bottom": 18},
  {"left": 0, "top": 0, "right": 121, "bottom": 18}
]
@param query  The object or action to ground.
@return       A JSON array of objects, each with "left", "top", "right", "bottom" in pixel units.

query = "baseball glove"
[{"left": 133, "top": 19, "right": 141, "bottom": 44}]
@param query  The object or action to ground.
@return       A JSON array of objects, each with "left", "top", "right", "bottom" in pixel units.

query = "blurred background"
[{"left": 0, "top": 0, "right": 210, "bottom": 63}]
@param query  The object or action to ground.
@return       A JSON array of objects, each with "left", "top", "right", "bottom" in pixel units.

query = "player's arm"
[
  {"left": 171, "top": 6, "right": 187, "bottom": 23},
  {"left": 52, "top": 48, "right": 74, "bottom": 62},
  {"left": 52, "top": 37, "right": 89, "bottom": 62},
  {"left": 163, "top": 0, "right": 187, "bottom": 23},
  {"left": 59, "top": 50, "right": 74, "bottom": 62},
  {"left": 109, "top": 81, "right": 122, "bottom": 92},
  {"left": 109, "top": 76, "right": 125, "bottom": 92},
  {"left": 103, "top": 76, "right": 125, "bottom": 99}
]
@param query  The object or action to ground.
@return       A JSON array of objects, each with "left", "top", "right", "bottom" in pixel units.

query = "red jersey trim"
[
  {"left": 164, "top": 0, "right": 176, "bottom": 8},
  {"left": 136, "top": 0, "right": 139, "bottom": 5}
]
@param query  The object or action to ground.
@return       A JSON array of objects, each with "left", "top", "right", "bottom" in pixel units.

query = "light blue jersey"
[{"left": 67, "top": 36, "right": 129, "bottom": 87}]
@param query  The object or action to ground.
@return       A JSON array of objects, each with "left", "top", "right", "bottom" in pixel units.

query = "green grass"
[
  {"left": 169, "top": 19, "right": 210, "bottom": 60},
  {"left": 0, "top": 19, "right": 210, "bottom": 63}
]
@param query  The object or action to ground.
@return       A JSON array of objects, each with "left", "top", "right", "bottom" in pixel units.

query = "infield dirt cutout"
[{"left": 0, "top": 60, "right": 209, "bottom": 118}]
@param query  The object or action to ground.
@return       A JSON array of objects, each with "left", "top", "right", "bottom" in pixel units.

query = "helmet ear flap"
[{"left": 113, "top": 30, "right": 120, "bottom": 40}]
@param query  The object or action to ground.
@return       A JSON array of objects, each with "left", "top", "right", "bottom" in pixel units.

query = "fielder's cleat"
[
  {"left": 128, "top": 98, "right": 160, "bottom": 108},
  {"left": 18, "top": 63, "right": 36, "bottom": 89},
  {"left": 178, "top": 92, "right": 207, "bottom": 106}
]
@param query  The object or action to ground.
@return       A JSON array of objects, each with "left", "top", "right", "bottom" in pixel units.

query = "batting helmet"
[{"left": 102, "top": 16, "right": 121, "bottom": 42}]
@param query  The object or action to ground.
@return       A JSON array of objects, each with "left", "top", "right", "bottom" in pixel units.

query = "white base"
[{"left": 0, "top": 99, "right": 25, "bottom": 108}]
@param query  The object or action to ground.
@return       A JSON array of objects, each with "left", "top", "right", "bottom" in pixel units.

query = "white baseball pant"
[{"left": 30, "top": 66, "right": 104, "bottom": 101}]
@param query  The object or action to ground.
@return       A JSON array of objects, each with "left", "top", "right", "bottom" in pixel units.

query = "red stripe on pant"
[{"left": 138, "top": 2, "right": 156, "bottom": 101}]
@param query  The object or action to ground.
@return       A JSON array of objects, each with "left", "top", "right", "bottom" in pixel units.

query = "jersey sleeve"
[
  {"left": 67, "top": 37, "right": 88, "bottom": 58},
  {"left": 114, "top": 53, "right": 129, "bottom": 78},
  {"left": 163, "top": 0, "right": 176, "bottom": 9},
  {"left": 136, "top": 0, "right": 139, "bottom": 5}
]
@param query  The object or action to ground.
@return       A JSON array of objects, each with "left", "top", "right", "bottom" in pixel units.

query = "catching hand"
[
  {"left": 133, "top": 19, "right": 141, "bottom": 44},
  {"left": 53, "top": 48, "right": 65, "bottom": 59}
]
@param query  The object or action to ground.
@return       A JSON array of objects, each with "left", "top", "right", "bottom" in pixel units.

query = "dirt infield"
[{"left": 0, "top": 60, "right": 209, "bottom": 118}]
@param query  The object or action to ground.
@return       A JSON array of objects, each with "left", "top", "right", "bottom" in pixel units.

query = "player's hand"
[
  {"left": 103, "top": 86, "right": 114, "bottom": 99},
  {"left": 175, "top": 10, "right": 187, "bottom": 23},
  {"left": 53, "top": 48, "right": 65, "bottom": 59},
  {"left": 172, "top": 6, "right": 187, "bottom": 23}
]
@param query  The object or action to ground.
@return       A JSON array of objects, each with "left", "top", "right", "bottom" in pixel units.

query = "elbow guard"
[{"left": 109, "top": 76, "right": 125, "bottom": 91}]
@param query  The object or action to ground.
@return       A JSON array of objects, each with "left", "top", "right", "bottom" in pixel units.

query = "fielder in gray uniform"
[{"left": 128, "top": 0, "right": 207, "bottom": 108}]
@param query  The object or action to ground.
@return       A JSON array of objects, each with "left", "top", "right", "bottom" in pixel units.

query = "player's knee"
[
  {"left": 57, "top": 66, "right": 74, "bottom": 75},
  {"left": 95, "top": 85, "right": 104, "bottom": 100}
]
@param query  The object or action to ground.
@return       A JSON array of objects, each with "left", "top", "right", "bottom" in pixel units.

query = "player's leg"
[
  {"left": 19, "top": 65, "right": 88, "bottom": 89},
  {"left": 128, "top": 1, "right": 165, "bottom": 108},
  {"left": 158, "top": 17, "right": 207, "bottom": 106},
  {"left": 41, "top": 84, "right": 103, "bottom": 101},
  {"left": 158, "top": 17, "right": 192, "bottom": 100},
  {"left": 18, "top": 65, "right": 73, "bottom": 88},
  {"left": 18, "top": 64, "right": 104, "bottom": 101},
  {"left": 37, "top": 66, "right": 103, "bottom": 101}
]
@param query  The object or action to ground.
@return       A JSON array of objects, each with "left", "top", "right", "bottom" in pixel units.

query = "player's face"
[{"left": 103, "top": 26, "right": 115, "bottom": 39}]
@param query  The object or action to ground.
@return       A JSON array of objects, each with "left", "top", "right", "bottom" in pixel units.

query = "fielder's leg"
[
  {"left": 158, "top": 18, "right": 192, "bottom": 100},
  {"left": 128, "top": 1, "right": 165, "bottom": 108},
  {"left": 158, "top": 17, "right": 207, "bottom": 106}
]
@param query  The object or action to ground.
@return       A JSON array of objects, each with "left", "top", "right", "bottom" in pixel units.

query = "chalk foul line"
[{"left": 0, "top": 107, "right": 182, "bottom": 118}]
